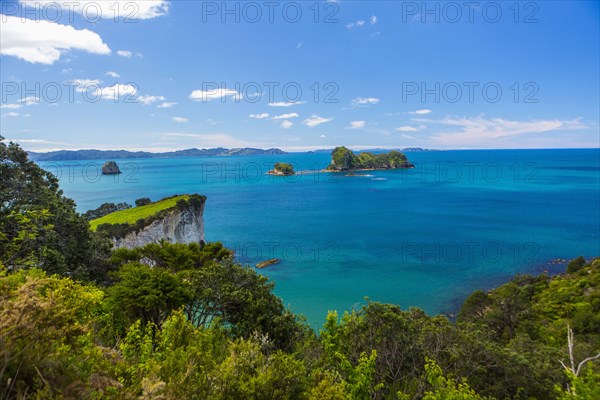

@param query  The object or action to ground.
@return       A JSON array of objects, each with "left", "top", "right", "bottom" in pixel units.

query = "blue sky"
[{"left": 1, "top": 0, "right": 599, "bottom": 151}]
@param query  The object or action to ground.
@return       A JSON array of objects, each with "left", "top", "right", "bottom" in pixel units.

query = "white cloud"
[
  {"left": 348, "top": 120, "right": 366, "bottom": 129},
  {"left": 400, "top": 134, "right": 415, "bottom": 139},
  {"left": 19, "top": 96, "right": 40, "bottom": 105},
  {"left": 428, "top": 116, "right": 587, "bottom": 146},
  {"left": 346, "top": 20, "right": 366, "bottom": 29},
  {"left": 352, "top": 97, "right": 380, "bottom": 107},
  {"left": 1, "top": 97, "right": 42, "bottom": 108},
  {"left": 138, "top": 95, "right": 166, "bottom": 105},
  {"left": 2, "top": 112, "right": 20, "bottom": 117},
  {"left": 117, "top": 50, "right": 133, "bottom": 58},
  {"left": 395, "top": 126, "right": 420, "bottom": 132},
  {"left": 272, "top": 113, "right": 299, "bottom": 120},
  {"left": 70, "top": 79, "right": 101, "bottom": 86},
  {"left": 370, "top": 15, "right": 378, "bottom": 24},
  {"left": 189, "top": 88, "right": 240, "bottom": 102},
  {"left": 172, "top": 117, "right": 188, "bottom": 123},
  {"left": 320, "top": 134, "right": 327, "bottom": 138},
  {"left": 158, "top": 102, "right": 177, "bottom": 108},
  {"left": 281, "top": 120, "right": 293, "bottom": 129},
  {"left": 19, "top": 1, "right": 170, "bottom": 20},
  {"left": 1, "top": 103, "right": 22, "bottom": 109},
  {"left": 93, "top": 83, "right": 138, "bottom": 101},
  {"left": 268, "top": 101, "right": 306, "bottom": 107},
  {"left": 249, "top": 113, "right": 270, "bottom": 119},
  {"left": 9, "top": 139, "right": 52, "bottom": 144},
  {"left": 0, "top": 16, "right": 110, "bottom": 64},
  {"left": 409, "top": 109, "right": 432, "bottom": 115},
  {"left": 67, "top": 79, "right": 102, "bottom": 92},
  {"left": 303, "top": 115, "right": 332, "bottom": 128},
  {"left": 105, "top": 71, "right": 120, "bottom": 78}
]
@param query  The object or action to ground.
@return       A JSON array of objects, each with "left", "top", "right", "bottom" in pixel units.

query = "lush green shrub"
[{"left": 135, "top": 197, "right": 152, "bottom": 207}]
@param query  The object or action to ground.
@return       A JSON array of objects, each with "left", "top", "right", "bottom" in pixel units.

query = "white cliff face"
[{"left": 113, "top": 202, "right": 205, "bottom": 250}]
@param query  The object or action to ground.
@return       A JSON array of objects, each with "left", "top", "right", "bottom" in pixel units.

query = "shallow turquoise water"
[{"left": 40, "top": 149, "right": 600, "bottom": 329}]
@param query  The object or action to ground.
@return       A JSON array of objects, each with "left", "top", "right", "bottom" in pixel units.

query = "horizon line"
[{"left": 21, "top": 145, "right": 600, "bottom": 154}]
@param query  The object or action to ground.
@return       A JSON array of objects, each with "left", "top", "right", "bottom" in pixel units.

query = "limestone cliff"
[{"left": 111, "top": 196, "right": 205, "bottom": 250}]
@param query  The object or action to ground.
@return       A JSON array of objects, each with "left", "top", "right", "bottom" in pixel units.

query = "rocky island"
[
  {"left": 256, "top": 258, "right": 280, "bottom": 269},
  {"left": 101, "top": 161, "right": 121, "bottom": 175},
  {"left": 326, "top": 146, "right": 414, "bottom": 172},
  {"left": 267, "top": 162, "right": 295, "bottom": 176}
]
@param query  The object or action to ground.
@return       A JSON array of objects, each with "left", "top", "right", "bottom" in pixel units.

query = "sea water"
[{"left": 40, "top": 149, "right": 600, "bottom": 328}]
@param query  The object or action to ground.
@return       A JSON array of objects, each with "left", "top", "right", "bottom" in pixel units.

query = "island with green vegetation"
[
  {"left": 326, "top": 146, "right": 415, "bottom": 172},
  {"left": 2, "top": 136, "right": 599, "bottom": 399},
  {"left": 267, "top": 162, "right": 295, "bottom": 176}
]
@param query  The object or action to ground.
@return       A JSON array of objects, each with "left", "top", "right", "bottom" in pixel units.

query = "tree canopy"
[{"left": 0, "top": 136, "right": 112, "bottom": 280}]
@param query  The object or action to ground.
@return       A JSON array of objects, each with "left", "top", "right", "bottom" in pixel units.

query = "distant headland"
[
  {"left": 307, "top": 147, "right": 435, "bottom": 154},
  {"left": 28, "top": 147, "right": 287, "bottom": 161}
]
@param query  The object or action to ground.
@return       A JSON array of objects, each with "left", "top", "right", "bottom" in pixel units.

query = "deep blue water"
[{"left": 40, "top": 149, "right": 600, "bottom": 329}]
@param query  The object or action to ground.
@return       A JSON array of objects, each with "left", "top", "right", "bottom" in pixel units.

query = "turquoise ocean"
[{"left": 40, "top": 149, "right": 600, "bottom": 328}]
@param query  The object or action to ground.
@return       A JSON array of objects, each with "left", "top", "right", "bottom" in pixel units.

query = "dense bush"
[
  {"left": 3, "top": 258, "right": 598, "bottom": 399},
  {"left": 83, "top": 202, "right": 132, "bottom": 220},
  {"left": 0, "top": 136, "right": 112, "bottom": 281},
  {"left": 135, "top": 197, "right": 152, "bottom": 207}
]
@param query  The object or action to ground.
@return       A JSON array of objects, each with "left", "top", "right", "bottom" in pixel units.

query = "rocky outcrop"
[
  {"left": 256, "top": 258, "right": 279, "bottom": 269},
  {"left": 112, "top": 197, "right": 205, "bottom": 250},
  {"left": 102, "top": 161, "right": 121, "bottom": 175}
]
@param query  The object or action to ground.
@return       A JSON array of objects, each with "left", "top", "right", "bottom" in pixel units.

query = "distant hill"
[
  {"left": 28, "top": 147, "right": 287, "bottom": 161},
  {"left": 307, "top": 147, "right": 436, "bottom": 154}
]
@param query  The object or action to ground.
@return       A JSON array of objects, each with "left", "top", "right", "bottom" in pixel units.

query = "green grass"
[{"left": 90, "top": 195, "right": 190, "bottom": 231}]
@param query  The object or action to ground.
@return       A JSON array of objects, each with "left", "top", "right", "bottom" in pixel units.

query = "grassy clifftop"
[{"left": 90, "top": 195, "right": 191, "bottom": 232}]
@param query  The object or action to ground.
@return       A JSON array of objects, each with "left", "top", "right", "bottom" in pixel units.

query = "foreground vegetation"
[{"left": 1, "top": 137, "right": 598, "bottom": 399}]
